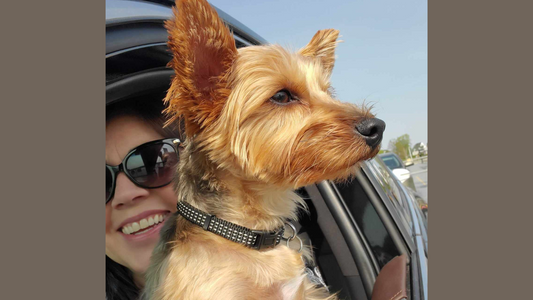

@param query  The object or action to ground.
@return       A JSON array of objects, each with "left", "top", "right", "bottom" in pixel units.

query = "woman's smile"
[
  {"left": 118, "top": 210, "right": 171, "bottom": 241},
  {"left": 119, "top": 210, "right": 170, "bottom": 235}
]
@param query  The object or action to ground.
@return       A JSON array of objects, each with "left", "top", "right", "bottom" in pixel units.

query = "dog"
[{"left": 141, "top": 0, "right": 385, "bottom": 299}]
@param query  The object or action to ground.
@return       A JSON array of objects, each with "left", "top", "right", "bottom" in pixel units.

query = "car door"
[
  {"left": 358, "top": 159, "right": 427, "bottom": 300},
  {"left": 304, "top": 158, "right": 427, "bottom": 300}
]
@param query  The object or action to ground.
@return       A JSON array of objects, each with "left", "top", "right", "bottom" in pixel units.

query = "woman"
[{"left": 106, "top": 95, "right": 182, "bottom": 300}]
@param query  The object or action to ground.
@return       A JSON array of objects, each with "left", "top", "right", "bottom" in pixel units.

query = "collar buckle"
[{"left": 251, "top": 226, "right": 285, "bottom": 250}]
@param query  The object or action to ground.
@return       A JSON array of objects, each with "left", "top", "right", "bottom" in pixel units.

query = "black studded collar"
[{"left": 176, "top": 201, "right": 285, "bottom": 250}]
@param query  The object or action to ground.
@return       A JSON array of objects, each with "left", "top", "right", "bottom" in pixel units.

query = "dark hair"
[
  {"left": 106, "top": 256, "right": 140, "bottom": 300},
  {"left": 106, "top": 93, "right": 182, "bottom": 300},
  {"left": 106, "top": 93, "right": 183, "bottom": 141}
]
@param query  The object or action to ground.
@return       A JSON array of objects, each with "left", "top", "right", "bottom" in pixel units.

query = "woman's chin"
[
  {"left": 119, "top": 225, "right": 165, "bottom": 278},
  {"left": 127, "top": 250, "right": 154, "bottom": 282}
]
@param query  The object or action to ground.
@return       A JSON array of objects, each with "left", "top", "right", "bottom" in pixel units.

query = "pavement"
[{"left": 407, "top": 162, "right": 428, "bottom": 202}]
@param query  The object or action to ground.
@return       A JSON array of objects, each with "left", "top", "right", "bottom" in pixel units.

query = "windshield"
[{"left": 381, "top": 155, "right": 402, "bottom": 170}]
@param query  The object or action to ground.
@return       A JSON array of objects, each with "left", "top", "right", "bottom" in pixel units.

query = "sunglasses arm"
[{"left": 172, "top": 138, "right": 184, "bottom": 149}]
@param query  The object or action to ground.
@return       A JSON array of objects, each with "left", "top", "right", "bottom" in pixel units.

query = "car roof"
[
  {"left": 105, "top": 0, "right": 268, "bottom": 106},
  {"left": 105, "top": 0, "right": 267, "bottom": 45}
]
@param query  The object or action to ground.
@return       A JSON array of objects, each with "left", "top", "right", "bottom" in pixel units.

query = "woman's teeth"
[{"left": 121, "top": 214, "right": 166, "bottom": 235}]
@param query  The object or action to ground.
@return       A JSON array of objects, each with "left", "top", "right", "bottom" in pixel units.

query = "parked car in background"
[
  {"left": 379, "top": 152, "right": 416, "bottom": 190},
  {"left": 106, "top": 1, "right": 427, "bottom": 299}
]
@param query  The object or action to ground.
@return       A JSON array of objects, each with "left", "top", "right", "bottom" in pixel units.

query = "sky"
[{"left": 210, "top": 0, "right": 428, "bottom": 150}]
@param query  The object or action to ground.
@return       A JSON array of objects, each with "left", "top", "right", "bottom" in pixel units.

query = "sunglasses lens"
[
  {"left": 126, "top": 142, "right": 178, "bottom": 188},
  {"left": 106, "top": 167, "right": 113, "bottom": 203}
]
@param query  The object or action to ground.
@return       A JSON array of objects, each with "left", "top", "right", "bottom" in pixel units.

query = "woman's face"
[{"left": 105, "top": 115, "right": 177, "bottom": 282}]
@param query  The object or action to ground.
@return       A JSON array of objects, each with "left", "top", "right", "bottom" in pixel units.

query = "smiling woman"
[{"left": 105, "top": 94, "right": 182, "bottom": 300}]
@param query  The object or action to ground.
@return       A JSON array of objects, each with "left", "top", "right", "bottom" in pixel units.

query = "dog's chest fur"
[{"left": 144, "top": 213, "right": 308, "bottom": 300}]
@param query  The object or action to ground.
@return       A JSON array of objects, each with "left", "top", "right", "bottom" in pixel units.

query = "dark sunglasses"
[{"left": 106, "top": 138, "right": 181, "bottom": 204}]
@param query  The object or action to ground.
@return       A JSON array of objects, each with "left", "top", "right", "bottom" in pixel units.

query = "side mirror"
[{"left": 371, "top": 255, "right": 408, "bottom": 300}]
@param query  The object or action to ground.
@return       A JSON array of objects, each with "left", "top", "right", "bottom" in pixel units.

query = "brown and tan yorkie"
[{"left": 141, "top": 0, "right": 385, "bottom": 299}]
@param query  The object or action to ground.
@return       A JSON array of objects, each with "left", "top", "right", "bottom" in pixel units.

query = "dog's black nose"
[{"left": 356, "top": 118, "right": 386, "bottom": 148}]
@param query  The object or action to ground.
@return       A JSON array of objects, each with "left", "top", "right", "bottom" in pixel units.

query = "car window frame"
[
  {"left": 367, "top": 159, "right": 415, "bottom": 232},
  {"left": 357, "top": 162, "right": 428, "bottom": 300},
  {"left": 319, "top": 164, "right": 419, "bottom": 299},
  {"left": 360, "top": 161, "right": 416, "bottom": 253},
  {"left": 314, "top": 181, "right": 379, "bottom": 299}
]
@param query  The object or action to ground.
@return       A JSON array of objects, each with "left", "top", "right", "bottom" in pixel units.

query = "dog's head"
[{"left": 164, "top": 0, "right": 385, "bottom": 188}]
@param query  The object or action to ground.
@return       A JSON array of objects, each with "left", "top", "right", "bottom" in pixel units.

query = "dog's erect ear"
[
  {"left": 298, "top": 29, "right": 340, "bottom": 77},
  {"left": 164, "top": 0, "right": 237, "bottom": 136}
]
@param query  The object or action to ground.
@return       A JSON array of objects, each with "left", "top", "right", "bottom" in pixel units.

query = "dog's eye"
[{"left": 270, "top": 90, "right": 295, "bottom": 104}]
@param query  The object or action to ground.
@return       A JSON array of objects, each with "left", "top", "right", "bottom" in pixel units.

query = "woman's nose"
[{"left": 111, "top": 173, "right": 150, "bottom": 208}]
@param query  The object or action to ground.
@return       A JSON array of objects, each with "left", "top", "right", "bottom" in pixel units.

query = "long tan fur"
[{"left": 142, "top": 0, "right": 380, "bottom": 299}]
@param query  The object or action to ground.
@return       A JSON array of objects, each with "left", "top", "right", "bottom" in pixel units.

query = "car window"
[
  {"left": 365, "top": 159, "right": 414, "bottom": 237},
  {"left": 380, "top": 155, "right": 402, "bottom": 170},
  {"left": 335, "top": 178, "right": 401, "bottom": 269}
]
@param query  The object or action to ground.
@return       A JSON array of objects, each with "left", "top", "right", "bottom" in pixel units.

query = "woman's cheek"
[
  {"left": 159, "top": 185, "right": 179, "bottom": 209},
  {"left": 105, "top": 204, "right": 114, "bottom": 233}
]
